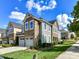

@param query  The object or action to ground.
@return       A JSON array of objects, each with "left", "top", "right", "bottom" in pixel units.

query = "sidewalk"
[
  {"left": 0, "top": 47, "right": 27, "bottom": 55},
  {"left": 56, "top": 40, "right": 79, "bottom": 59}
]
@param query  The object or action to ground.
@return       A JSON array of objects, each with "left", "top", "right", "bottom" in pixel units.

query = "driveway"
[
  {"left": 56, "top": 40, "right": 79, "bottom": 59},
  {"left": 0, "top": 47, "right": 27, "bottom": 55}
]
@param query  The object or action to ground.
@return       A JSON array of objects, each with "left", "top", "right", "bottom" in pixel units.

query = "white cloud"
[
  {"left": 68, "top": 17, "right": 74, "bottom": 22},
  {"left": 26, "top": 0, "right": 57, "bottom": 13},
  {"left": 40, "top": 0, "right": 44, "bottom": 3},
  {"left": 14, "top": 7, "right": 19, "bottom": 11},
  {"left": 26, "top": 0, "right": 34, "bottom": 10},
  {"left": 3, "top": 25, "right": 7, "bottom": 28},
  {"left": 9, "top": 11, "right": 25, "bottom": 21},
  {"left": 57, "top": 14, "right": 74, "bottom": 30}
]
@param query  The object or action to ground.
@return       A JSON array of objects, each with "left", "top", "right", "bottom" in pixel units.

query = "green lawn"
[{"left": 1, "top": 39, "right": 76, "bottom": 59}]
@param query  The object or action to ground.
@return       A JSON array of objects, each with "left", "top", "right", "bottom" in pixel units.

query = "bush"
[{"left": 2, "top": 44, "right": 13, "bottom": 47}]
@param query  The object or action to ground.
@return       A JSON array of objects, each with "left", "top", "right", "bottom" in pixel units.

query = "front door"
[{"left": 16, "top": 36, "right": 19, "bottom": 45}]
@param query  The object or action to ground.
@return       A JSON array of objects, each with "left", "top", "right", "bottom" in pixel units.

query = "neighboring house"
[
  {"left": 40, "top": 18, "right": 52, "bottom": 47},
  {"left": 7, "top": 22, "right": 22, "bottom": 45},
  {"left": 68, "top": 32, "right": 76, "bottom": 39},
  {"left": 60, "top": 30, "right": 69, "bottom": 40},
  {"left": 50, "top": 20, "right": 61, "bottom": 44},
  {"left": 18, "top": 14, "right": 52, "bottom": 47},
  {"left": 16, "top": 32, "right": 25, "bottom": 46},
  {"left": 0, "top": 28, "right": 7, "bottom": 44}
]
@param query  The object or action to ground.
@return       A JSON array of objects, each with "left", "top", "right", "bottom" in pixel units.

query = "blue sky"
[{"left": 0, "top": 0, "right": 78, "bottom": 29}]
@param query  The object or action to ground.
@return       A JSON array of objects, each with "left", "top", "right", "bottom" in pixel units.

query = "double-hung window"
[
  {"left": 30, "top": 20, "right": 34, "bottom": 30},
  {"left": 25, "top": 22, "right": 28, "bottom": 31},
  {"left": 44, "top": 23, "right": 46, "bottom": 29}
]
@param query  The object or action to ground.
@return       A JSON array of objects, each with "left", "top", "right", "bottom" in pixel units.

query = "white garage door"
[
  {"left": 25, "top": 38, "right": 33, "bottom": 47},
  {"left": 19, "top": 38, "right": 25, "bottom": 47},
  {"left": 9, "top": 40, "right": 14, "bottom": 44}
]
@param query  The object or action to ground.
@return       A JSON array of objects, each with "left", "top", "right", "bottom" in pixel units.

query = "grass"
[{"left": 1, "top": 39, "right": 77, "bottom": 59}]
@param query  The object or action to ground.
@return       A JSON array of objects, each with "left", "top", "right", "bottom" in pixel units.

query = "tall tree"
[
  {"left": 71, "top": 1, "right": 79, "bottom": 19},
  {"left": 68, "top": 1, "right": 79, "bottom": 36}
]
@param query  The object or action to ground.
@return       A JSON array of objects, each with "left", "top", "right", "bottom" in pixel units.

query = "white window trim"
[
  {"left": 30, "top": 20, "right": 34, "bottom": 30},
  {"left": 25, "top": 22, "right": 28, "bottom": 31}
]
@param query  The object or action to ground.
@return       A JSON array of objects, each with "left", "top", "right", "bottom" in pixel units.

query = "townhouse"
[
  {"left": 18, "top": 14, "right": 52, "bottom": 47},
  {"left": 50, "top": 20, "right": 61, "bottom": 44},
  {"left": 7, "top": 22, "right": 22, "bottom": 45},
  {"left": 3, "top": 13, "right": 61, "bottom": 47},
  {"left": 0, "top": 28, "right": 7, "bottom": 44}
]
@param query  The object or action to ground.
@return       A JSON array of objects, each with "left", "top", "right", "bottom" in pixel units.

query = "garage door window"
[
  {"left": 20, "top": 38, "right": 24, "bottom": 40},
  {"left": 26, "top": 38, "right": 28, "bottom": 40},
  {"left": 30, "top": 38, "right": 33, "bottom": 40}
]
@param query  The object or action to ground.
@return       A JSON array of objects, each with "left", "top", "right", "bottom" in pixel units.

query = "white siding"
[
  {"left": 0, "top": 34, "right": 1, "bottom": 39},
  {"left": 41, "top": 22, "right": 51, "bottom": 43}
]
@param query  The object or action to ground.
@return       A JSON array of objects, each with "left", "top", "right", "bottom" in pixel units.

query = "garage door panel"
[
  {"left": 19, "top": 39, "right": 25, "bottom": 47},
  {"left": 9, "top": 40, "right": 14, "bottom": 44},
  {"left": 25, "top": 38, "right": 33, "bottom": 47}
]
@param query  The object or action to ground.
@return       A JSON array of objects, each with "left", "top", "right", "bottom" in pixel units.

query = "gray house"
[
  {"left": 7, "top": 22, "right": 22, "bottom": 45},
  {"left": 0, "top": 28, "right": 7, "bottom": 44}
]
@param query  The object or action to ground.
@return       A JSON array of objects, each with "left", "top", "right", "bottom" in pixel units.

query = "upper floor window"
[
  {"left": 48, "top": 25, "right": 51, "bottom": 31},
  {"left": 49, "top": 27, "right": 51, "bottom": 31},
  {"left": 25, "top": 22, "right": 28, "bottom": 31},
  {"left": 30, "top": 20, "right": 34, "bottom": 29},
  {"left": 44, "top": 23, "right": 46, "bottom": 29}
]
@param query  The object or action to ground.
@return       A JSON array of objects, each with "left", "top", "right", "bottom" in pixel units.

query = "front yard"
[{"left": 1, "top": 39, "right": 77, "bottom": 59}]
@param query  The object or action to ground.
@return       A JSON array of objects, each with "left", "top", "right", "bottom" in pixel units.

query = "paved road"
[
  {"left": 56, "top": 40, "right": 79, "bottom": 59},
  {"left": 0, "top": 47, "right": 27, "bottom": 55}
]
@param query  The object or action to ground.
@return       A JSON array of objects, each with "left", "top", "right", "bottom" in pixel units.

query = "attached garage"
[
  {"left": 9, "top": 39, "right": 14, "bottom": 44},
  {"left": 19, "top": 37, "right": 34, "bottom": 47},
  {"left": 19, "top": 37, "right": 25, "bottom": 47},
  {"left": 2, "top": 40, "right": 7, "bottom": 44},
  {"left": 25, "top": 38, "right": 34, "bottom": 47}
]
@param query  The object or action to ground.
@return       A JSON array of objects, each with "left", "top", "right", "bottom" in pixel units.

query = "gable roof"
[
  {"left": 49, "top": 19, "right": 57, "bottom": 24},
  {"left": 9, "top": 22, "right": 22, "bottom": 29},
  {"left": 23, "top": 13, "right": 52, "bottom": 25},
  {"left": 0, "top": 28, "right": 6, "bottom": 33},
  {"left": 49, "top": 20, "right": 60, "bottom": 30}
]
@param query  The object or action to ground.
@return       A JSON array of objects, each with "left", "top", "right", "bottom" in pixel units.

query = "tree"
[
  {"left": 68, "top": 1, "right": 79, "bottom": 37},
  {"left": 71, "top": 1, "right": 79, "bottom": 19}
]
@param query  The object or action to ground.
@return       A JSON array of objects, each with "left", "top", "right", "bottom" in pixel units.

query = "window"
[
  {"left": 20, "top": 37, "right": 24, "bottom": 40},
  {"left": 49, "top": 26, "right": 51, "bottom": 31},
  {"left": 44, "top": 23, "right": 46, "bottom": 29},
  {"left": 25, "top": 22, "right": 28, "bottom": 31},
  {"left": 30, "top": 20, "right": 34, "bottom": 29},
  {"left": 49, "top": 36, "right": 51, "bottom": 43}
]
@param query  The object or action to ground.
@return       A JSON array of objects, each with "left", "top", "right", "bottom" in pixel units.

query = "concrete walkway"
[
  {"left": 56, "top": 40, "right": 79, "bottom": 59},
  {"left": 0, "top": 47, "right": 27, "bottom": 55}
]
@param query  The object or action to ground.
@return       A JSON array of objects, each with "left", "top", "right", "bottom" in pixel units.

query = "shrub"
[{"left": 2, "top": 44, "right": 12, "bottom": 47}]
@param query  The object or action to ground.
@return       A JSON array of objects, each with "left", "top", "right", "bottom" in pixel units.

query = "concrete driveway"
[
  {"left": 0, "top": 47, "right": 27, "bottom": 55},
  {"left": 56, "top": 40, "right": 79, "bottom": 59}
]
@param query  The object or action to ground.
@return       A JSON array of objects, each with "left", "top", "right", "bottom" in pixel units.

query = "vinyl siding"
[{"left": 41, "top": 22, "right": 51, "bottom": 43}]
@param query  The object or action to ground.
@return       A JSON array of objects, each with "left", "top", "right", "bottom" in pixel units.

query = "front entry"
[{"left": 16, "top": 36, "right": 19, "bottom": 45}]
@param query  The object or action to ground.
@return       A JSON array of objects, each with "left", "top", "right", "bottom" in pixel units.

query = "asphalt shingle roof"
[
  {"left": 10, "top": 22, "right": 22, "bottom": 29},
  {"left": 0, "top": 28, "right": 6, "bottom": 33}
]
